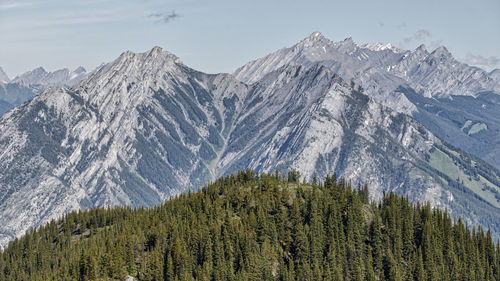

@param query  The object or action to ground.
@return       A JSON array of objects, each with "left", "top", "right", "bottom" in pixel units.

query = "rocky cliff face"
[{"left": 0, "top": 46, "right": 499, "bottom": 246}]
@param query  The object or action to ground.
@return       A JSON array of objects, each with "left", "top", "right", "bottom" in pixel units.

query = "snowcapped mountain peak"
[
  {"left": 361, "top": 42, "right": 402, "bottom": 53},
  {"left": 310, "top": 31, "right": 323, "bottom": 38},
  {"left": 303, "top": 31, "right": 327, "bottom": 42}
]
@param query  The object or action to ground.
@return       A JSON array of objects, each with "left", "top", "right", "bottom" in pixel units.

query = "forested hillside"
[{"left": 1, "top": 170, "right": 498, "bottom": 280}]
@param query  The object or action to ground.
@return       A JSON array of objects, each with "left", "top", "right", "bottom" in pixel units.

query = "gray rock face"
[
  {"left": 234, "top": 32, "right": 500, "bottom": 170},
  {"left": 0, "top": 47, "right": 249, "bottom": 246},
  {"left": 0, "top": 46, "right": 499, "bottom": 246}
]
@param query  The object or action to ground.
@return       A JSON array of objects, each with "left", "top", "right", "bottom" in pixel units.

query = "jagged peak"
[
  {"left": 117, "top": 46, "right": 181, "bottom": 64},
  {"left": 332, "top": 37, "right": 356, "bottom": 46},
  {"left": 308, "top": 31, "right": 325, "bottom": 40},
  {"left": 150, "top": 45, "right": 163, "bottom": 53},
  {"left": 73, "top": 66, "right": 86, "bottom": 74},
  {"left": 430, "top": 45, "right": 452, "bottom": 57},
  {"left": 343, "top": 37, "right": 354, "bottom": 43},
  {"left": 12, "top": 67, "right": 48, "bottom": 83},
  {"left": 81, "top": 46, "right": 186, "bottom": 91},
  {"left": 415, "top": 44, "right": 427, "bottom": 52},
  {"left": 31, "top": 66, "right": 48, "bottom": 74},
  {"left": 361, "top": 42, "right": 403, "bottom": 53},
  {"left": 409, "top": 44, "right": 429, "bottom": 58},
  {"left": 295, "top": 31, "right": 331, "bottom": 49},
  {"left": 332, "top": 37, "right": 358, "bottom": 54}
]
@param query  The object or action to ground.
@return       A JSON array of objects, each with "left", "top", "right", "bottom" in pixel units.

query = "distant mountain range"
[
  {"left": 0, "top": 65, "right": 98, "bottom": 116},
  {"left": 12, "top": 66, "right": 89, "bottom": 87},
  {"left": 0, "top": 41, "right": 499, "bottom": 246},
  {"left": 235, "top": 32, "right": 500, "bottom": 169}
]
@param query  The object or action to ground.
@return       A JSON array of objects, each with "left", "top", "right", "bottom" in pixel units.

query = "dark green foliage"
[{"left": 1, "top": 170, "right": 498, "bottom": 280}]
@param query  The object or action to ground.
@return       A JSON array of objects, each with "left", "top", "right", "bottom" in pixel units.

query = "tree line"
[{"left": 0, "top": 169, "right": 498, "bottom": 280}]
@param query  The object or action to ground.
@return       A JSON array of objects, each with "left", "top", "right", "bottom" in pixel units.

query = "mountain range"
[
  {"left": 0, "top": 33, "right": 499, "bottom": 246},
  {"left": 235, "top": 32, "right": 500, "bottom": 169},
  {"left": 0, "top": 66, "right": 92, "bottom": 116}
]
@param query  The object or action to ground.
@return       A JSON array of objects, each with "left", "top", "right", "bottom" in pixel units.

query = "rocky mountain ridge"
[
  {"left": 0, "top": 46, "right": 499, "bottom": 246},
  {"left": 234, "top": 32, "right": 500, "bottom": 169}
]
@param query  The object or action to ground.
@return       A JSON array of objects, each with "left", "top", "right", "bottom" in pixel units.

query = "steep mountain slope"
[
  {"left": 234, "top": 32, "right": 500, "bottom": 170},
  {"left": 0, "top": 47, "right": 249, "bottom": 246},
  {"left": 398, "top": 87, "right": 500, "bottom": 168},
  {"left": 0, "top": 47, "right": 499, "bottom": 247},
  {"left": 222, "top": 64, "right": 500, "bottom": 237}
]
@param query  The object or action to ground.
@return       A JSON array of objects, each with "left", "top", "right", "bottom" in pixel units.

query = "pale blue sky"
[{"left": 1, "top": 0, "right": 499, "bottom": 77}]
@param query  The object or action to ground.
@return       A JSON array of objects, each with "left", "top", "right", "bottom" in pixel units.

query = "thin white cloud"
[
  {"left": 32, "top": 13, "right": 124, "bottom": 27},
  {"left": 402, "top": 29, "right": 432, "bottom": 45},
  {"left": 2, "top": 3, "right": 138, "bottom": 30},
  {"left": 398, "top": 29, "right": 448, "bottom": 51},
  {"left": 415, "top": 29, "right": 431, "bottom": 41},
  {"left": 463, "top": 53, "right": 500, "bottom": 71},
  {"left": 429, "top": 40, "right": 443, "bottom": 50},
  {"left": 0, "top": 1, "right": 38, "bottom": 11}
]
